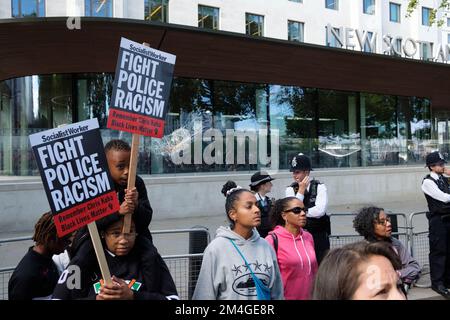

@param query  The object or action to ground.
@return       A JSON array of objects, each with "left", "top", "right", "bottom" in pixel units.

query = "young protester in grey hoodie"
[{"left": 193, "top": 182, "right": 284, "bottom": 300}]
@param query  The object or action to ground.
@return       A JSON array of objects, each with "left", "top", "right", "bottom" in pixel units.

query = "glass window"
[
  {"left": 246, "top": 13, "right": 264, "bottom": 37},
  {"left": 145, "top": 0, "right": 169, "bottom": 22},
  {"left": 363, "top": 0, "right": 375, "bottom": 15},
  {"left": 326, "top": 26, "right": 342, "bottom": 48},
  {"left": 447, "top": 17, "right": 450, "bottom": 27},
  {"left": 198, "top": 5, "right": 219, "bottom": 30},
  {"left": 288, "top": 20, "right": 304, "bottom": 42},
  {"left": 395, "top": 38, "right": 402, "bottom": 56},
  {"left": 0, "top": 74, "right": 432, "bottom": 175},
  {"left": 12, "top": 0, "right": 45, "bottom": 18},
  {"left": 85, "top": 0, "right": 113, "bottom": 17},
  {"left": 363, "top": 31, "right": 374, "bottom": 52},
  {"left": 289, "top": 0, "right": 302, "bottom": 2},
  {"left": 422, "top": 7, "right": 432, "bottom": 26},
  {"left": 448, "top": 33, "right": 450, "bottom": 43},
  {"left": 421, "top": 42, "right": 433, "bottom": 60},
  {"left": 389, "top": 2, "right": 400, "bottom": 23},
  {"left": 325, "top": 0, "right": 338, "bottom": 10}
]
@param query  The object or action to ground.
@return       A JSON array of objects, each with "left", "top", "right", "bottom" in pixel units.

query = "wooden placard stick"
[
  {"left": 87, "top": 222, "right": 112, "bottom": 285},
  {"left": 122, "top": 42, "right": 151, "bottom": 234}
]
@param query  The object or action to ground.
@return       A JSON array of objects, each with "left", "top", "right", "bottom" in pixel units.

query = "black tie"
[{"left": 439, "top": 175, "right": 447, "bottom": 190}]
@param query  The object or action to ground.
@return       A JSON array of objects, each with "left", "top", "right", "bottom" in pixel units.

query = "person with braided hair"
[
  {"left": 8, "top": 212, "right": 70, "bottom": 300},
  {"left": 192, "top": 182, "right": 284, "bottom": 300}
]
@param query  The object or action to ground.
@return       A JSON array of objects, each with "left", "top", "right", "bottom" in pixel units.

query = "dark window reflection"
[{"left": 0, "top": 74, "right": 434, "bottom": 176}]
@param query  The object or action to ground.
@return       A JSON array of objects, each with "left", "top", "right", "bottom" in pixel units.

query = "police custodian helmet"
[
  {"left": 426, "top": 151, "right": 447, "bottom": 167},
  {"left": 290, "top": 153, "right": 313, "bottom": 172}
]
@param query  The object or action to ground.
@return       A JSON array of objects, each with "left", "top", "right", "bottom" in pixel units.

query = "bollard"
[{"left": 188, "top": 226, "right": 209, "bottom": 300}]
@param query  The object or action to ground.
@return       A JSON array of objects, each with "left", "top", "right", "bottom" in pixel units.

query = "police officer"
[
  {"left": 285, "top": 153, "right": 330, "bottom": 264},
  {"left": 249, "top": 171, "right": 275, "bottom": 238},
  {"left": 421, "top": 151, "right": 450, "bottom": 299}
]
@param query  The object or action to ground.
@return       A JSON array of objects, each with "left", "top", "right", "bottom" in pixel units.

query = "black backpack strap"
[{"left": 270, "top": 233, "right": 278, "bottom": 254}]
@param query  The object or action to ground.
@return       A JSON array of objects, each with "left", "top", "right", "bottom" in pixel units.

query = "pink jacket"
[{"left": 265, "top": 225, "right": 318, "bottom": 300}]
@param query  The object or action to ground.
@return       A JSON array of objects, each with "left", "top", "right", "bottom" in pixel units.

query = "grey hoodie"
[{"left": 192, "top": 226, "right": 284, "bottom": 300}]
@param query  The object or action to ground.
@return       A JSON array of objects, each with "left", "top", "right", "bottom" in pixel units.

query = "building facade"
[
  {"left": 0, "top": 1, "right": 450, "bottom": 232},
  {"left": 1, "top": 0, "right": 449, "bottom": 62}
]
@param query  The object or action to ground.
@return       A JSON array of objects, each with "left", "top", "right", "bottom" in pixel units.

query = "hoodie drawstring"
[
  {"left": 300, "top": 235, "right": 312, "bottom": 275},
  {"left": 292, "top": 234, "right": 304, "bottom": 269}
]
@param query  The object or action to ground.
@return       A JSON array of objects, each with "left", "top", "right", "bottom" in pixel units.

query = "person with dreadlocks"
[
  {"left": 8, "top": 212, "right": 69, "bottom": 300},
  {"left": 353, "top": 206, "right": 421, "bottom": 294},
  {"left": 192, "top": 181, "right": 284, "bottom": 300}
]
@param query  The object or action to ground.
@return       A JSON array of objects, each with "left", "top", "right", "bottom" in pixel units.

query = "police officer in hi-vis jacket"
[
  {"left": 421, "top": 151, "right": 450, "bottom": 299},
  {"left": 285, "top": 153, "right": 330, "bottom": 264}
]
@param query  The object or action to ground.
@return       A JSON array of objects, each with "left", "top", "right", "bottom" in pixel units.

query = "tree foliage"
[{"left": 406, "top": 0, "right": 449, "bottom": 27}]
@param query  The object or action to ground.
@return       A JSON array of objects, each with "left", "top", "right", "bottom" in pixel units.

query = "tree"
[{"left": 406, "top": 0, "right": 449, "bottom": 27}]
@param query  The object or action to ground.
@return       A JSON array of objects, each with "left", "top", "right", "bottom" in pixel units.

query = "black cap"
[
  {"left": 426, "top": 151, "right": 447, "bottom": 167},
  {"left": 290, "top": 153, "right": 313, "bottom": 172},
  {"left": 249, "top": 171, "right": 274, "bottom": 187}
]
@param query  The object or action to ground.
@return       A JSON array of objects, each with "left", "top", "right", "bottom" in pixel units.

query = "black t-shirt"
[{"left": 8, "top": 247, "right": 60, "bottom": 300}]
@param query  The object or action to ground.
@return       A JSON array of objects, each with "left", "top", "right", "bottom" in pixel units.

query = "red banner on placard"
[
  {"left": 107, "top": 109, "right": 165, "bottom": 138},
  {"left": 54, "top": 191, "right": 120, "bottom": 237}
]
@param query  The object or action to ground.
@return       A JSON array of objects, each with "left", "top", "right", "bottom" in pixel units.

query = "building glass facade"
[{"left": 0, "top": 73, "right": 435, "bottom": 176}]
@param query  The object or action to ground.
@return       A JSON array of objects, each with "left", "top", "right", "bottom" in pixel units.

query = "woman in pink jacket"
[{"left": 265, "top": 197, "right": 318, "bottom": 300}]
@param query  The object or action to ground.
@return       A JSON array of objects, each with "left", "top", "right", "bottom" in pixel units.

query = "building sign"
[
  {"left": 326, "top": 24, "right": 450, "bottom": 63},
  {"left": 107, "top": 37, "right": 176, "bottom": 138},
  {"left": 29, "top": 119, "right": 120, "bottom": 237}
]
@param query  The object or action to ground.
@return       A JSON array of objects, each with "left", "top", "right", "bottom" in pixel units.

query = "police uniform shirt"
[
  {"left": 285, "top": 182, "right": 328, "bottom": 219},
  {"left": 421, "top": 172, "right": 450, "bottom": 203},
  {"left": 254, "top": 193, "right": 268, "bottom": 207}
]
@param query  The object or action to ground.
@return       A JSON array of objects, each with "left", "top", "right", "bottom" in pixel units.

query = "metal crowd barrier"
[
  {"left": 329, "top": 211, "right": 431, "bottom": 289},
  {"left": 0, "top": 227, "right": 210, "bottom": 300},
  {"left": 408, "top": 211, "right": 431, "bottom": 288},
  {"left": 329, "top": 212, "right": 410, "bottom": 250}
]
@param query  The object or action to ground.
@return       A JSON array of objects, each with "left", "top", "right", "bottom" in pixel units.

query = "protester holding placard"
[
  {"left": 105, "top": 139, "right": 153, "bottom": 240},
  {"left": 9, "top": 212, "right": 70, "bottom": 300},
  {"left": 52, "top": 214, "right": 178, "bottom": 300}
]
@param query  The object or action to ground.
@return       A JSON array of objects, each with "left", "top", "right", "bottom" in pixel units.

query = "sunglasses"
[{"left": 284, "top": 206, "right": 307, "bottom": 214}]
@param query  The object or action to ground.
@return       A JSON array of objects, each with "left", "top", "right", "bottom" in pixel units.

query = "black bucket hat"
[{"left": 249, "top": 171, "right": 274, "bottom": 188}]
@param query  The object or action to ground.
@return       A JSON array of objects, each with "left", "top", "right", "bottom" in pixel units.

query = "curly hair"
[
  {"left": 270, "top": 197, "right": 298, "bottom": 228},
  {"left": 353, "top": 206, "right": 384, "bottom": 242}
]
